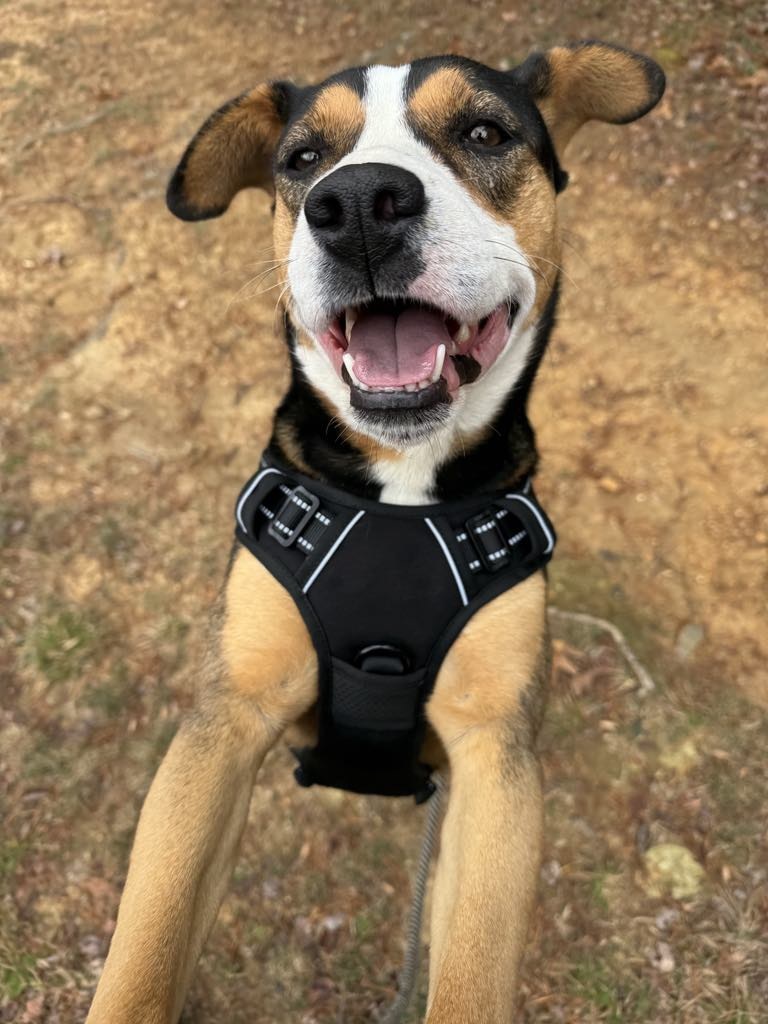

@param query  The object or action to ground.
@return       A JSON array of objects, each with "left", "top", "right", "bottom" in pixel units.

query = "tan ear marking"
[
  {"left": 517, "top": 41, "right": 665, "bottom": 152},
  {"left": 167, "top": 81, "right": 289, "bottom": 221}
]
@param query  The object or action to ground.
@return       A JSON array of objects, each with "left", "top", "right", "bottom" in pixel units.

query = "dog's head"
[{"left": 168, "top": 44, "right": 664, "bottom": 449}]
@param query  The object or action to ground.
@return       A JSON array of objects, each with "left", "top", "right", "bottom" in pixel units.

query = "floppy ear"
[
  {"left": 166, "top": 81, "right": 293, "bottom": 221},
  {"left": 514, "top": 41, "right": 665, "bottom": 153}
]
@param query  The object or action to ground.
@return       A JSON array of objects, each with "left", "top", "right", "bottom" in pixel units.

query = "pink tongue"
[{"left": 348, "top": 308, "right": 450, "bottom": 387}]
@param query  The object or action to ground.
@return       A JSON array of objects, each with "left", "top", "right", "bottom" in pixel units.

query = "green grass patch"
[
  {"left": 26, "top": 604, "right": 103, "bottom": 684},
  {"left": 83, "top": 661, "right": 131, "bottom": 717},
  {"left": 569, "top": 956, "right": 654, "bottom": 1022},
  {"left": 0, "top": 950, "right": 37, "bottom": 1000},
  {"left": 0, "top": 841, "right": 28, "bottom": 880}
]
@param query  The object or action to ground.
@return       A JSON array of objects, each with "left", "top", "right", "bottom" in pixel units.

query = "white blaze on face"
[{"left": 287, "top": 63, "right": 541, "bottom": 502}]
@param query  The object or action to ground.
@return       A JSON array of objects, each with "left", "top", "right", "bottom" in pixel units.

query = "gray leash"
[{"left": 378, "top": 773, "right": 446, "bottom": 1024}]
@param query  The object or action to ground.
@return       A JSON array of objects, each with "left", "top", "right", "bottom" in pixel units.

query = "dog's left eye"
[
  {"left": 288, "top": 148, "right": 322, "bottom": 172},
  {"left": 465, "top": 122, "right": 509, "bottom": 147}
]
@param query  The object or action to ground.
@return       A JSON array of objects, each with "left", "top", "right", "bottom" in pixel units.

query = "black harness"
[{"left": 235, "top": 453, "right": 556, "bottom": 803}]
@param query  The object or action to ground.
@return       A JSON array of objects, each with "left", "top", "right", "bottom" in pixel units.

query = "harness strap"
[{"left": 234, "top": 457, "right": 556, "bottom": 801}]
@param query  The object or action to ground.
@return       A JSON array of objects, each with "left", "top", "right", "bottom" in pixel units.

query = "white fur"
[{"left": 287, "top": 63, "right": 541, "bottom": 504}]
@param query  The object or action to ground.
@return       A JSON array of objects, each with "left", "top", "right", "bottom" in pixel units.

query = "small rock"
[
  {"left": 598, "top": 475, "right": 622, "bottom": 493},
  {"left": 643, "top": 843, "right": 705, "bottom": 899},
  {"left": 319, "top": 913, "right": 346, "bottom": 935},
  {"left": 655, "top": 907, "right": 680, "bottom": 930},
  {"left": 651, "top": 940, "right": 676, "bottom": 973},
  {"left": 541, "top": 859, "right": 562, "bottom": 886},
  {"left": 42, "top": 246, "right": 66, "bottom": 266},
  {"left": 674, "top": 623, "right": 705, "bottom": 661},
  {"left": 262, "top": 877, "right": 280, "bottom": 901}
]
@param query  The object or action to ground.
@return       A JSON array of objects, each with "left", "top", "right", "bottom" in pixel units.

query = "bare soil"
[{"left": 1, "top": 1, "right": 766, "bottom": 1022}]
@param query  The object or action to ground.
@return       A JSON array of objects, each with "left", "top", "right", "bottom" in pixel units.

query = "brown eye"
[
  {"left": 289, "top": 148, "right": 321, "bottom": 172},
  {"left": 466, "top": 122, "right": 508, "bottom": 147}
]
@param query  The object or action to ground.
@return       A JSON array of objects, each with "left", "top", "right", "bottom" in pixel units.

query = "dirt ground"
[{"left": 1, "top": 1, "right": 767, "bottom": 1021}]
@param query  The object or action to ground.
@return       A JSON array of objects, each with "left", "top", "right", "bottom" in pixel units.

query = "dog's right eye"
[{"left": 288, "top": 148, "right": 322, "bottom": 172}]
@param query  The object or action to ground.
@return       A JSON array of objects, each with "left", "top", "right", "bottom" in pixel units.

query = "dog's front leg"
[
  {"left": 87, "top": 551, "right": 318, "bottom": 1024},
  {"left": 424, "top": 574, "right": 548, "bottom": 1024}
]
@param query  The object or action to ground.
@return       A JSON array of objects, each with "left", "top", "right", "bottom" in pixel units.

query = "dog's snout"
[{"left": 304, "top": 163, "right": 425, "bottom": 268}]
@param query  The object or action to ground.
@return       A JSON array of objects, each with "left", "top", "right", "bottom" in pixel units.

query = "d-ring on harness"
[{"left": 235, "top": 451, "right": 556, "bottom": 803}]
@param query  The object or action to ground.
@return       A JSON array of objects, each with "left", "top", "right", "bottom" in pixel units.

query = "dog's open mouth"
[{"left": 318, "top": 298, "right": 517, "bottom": 411}]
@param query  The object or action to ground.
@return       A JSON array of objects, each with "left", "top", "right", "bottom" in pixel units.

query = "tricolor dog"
[{"left": 88, "top": 42, "right": 665, "bottom": 1023}]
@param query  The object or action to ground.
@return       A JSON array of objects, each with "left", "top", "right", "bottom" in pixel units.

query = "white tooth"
[
  {"left": 342, "top": 352, "right": 364, "bottom": 389},
  {"left": 405, "top": 382, "right": 417, "bottom": 392},
  {"left": 453, "top": 323, "right": 471, "bottom": 345},
  {"left": 344, "top": 307, "right": 357, "bottom": 343},
  {"left": 418, "top": 379, "right": 430, "bottom": 390},
  {"left": 431, "top": 343, "right": 446, "bottom": 383}
]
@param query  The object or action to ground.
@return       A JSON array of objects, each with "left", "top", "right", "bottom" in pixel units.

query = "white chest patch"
[{"left": 373, "top": 430, "right": 453, "bottom": 504}]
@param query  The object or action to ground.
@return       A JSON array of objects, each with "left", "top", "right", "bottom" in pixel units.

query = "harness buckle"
[
  {"left": 267, "top": 485, "right": 320, "bottom": 548},
  {"left": 465, "top": 511, "right": 512, "bottom": 572}
]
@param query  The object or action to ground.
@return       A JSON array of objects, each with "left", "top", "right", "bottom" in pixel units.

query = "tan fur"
[
  {"left": 273, "top": 417, "right": 315, "bottom": 475},
  {"left": 424, "top": 573, "right": 547, "bottom": 1021},
  {"left": 537, "top": 44, "right": 656, "bottom": 150},
  {"left": 304, "top": 82, "right": 365, "bottom": 151},
  {"left": 221, "top": 549, "right": 318, "bottom": 724},
  {"left": 409, "top": 67, "right": 477, "bottom": 131},
  {"left": 273, "top": 194, "right": 294, "bottom": 267},
  {"left": 498, "top": 164, "right": 561, "bottom": 325},
  {"left": 181, "top": 83, "right": 284, "bottom": 214}
]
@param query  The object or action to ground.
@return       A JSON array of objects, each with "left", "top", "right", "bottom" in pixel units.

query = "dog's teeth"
[
  {"left": 404, "top": 383, "right": 417, "bottom": 392},
  {"left": 453, "top": 323, "right": 471, "bottom": 345},
  {"left": 342, "top": 352, "right": 365, "bottom": 390},
  {"left": 344, "top": 307, "right": 357, "bottom": 343},
  {"left": 418, "top": 379, "right": 430, "bottom": 390},
  {"left": 431, "top": 343, "right": 446, "bottom": 383}
]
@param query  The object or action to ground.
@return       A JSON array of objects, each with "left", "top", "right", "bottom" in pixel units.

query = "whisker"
[
  {"left": 491, "top": 254, "right": 546, "bottom": 283},
  {"left": 485, "top": 237, "right": 579, "bottom": 288},
  {"left": 272, "top": 284, "right": 292, "bottom": 329},
  {"left": 226, "top": 256, "right": 296, "bottom": 311},
  {"left": 226, "top": 271, "right": 286, "bottom": 313}
]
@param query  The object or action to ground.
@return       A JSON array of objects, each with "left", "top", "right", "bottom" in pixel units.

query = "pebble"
[{"left": 675, "top": 622, "right": 705, "bottom": 661}]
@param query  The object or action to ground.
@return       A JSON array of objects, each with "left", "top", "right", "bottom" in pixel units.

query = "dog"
[{"left": 87, "top": 42, "right": 664, "bottom": 1023}]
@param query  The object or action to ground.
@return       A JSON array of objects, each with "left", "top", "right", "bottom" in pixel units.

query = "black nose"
[{"left": 304, "top": 163, "right": 426, "bottom": 270}]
